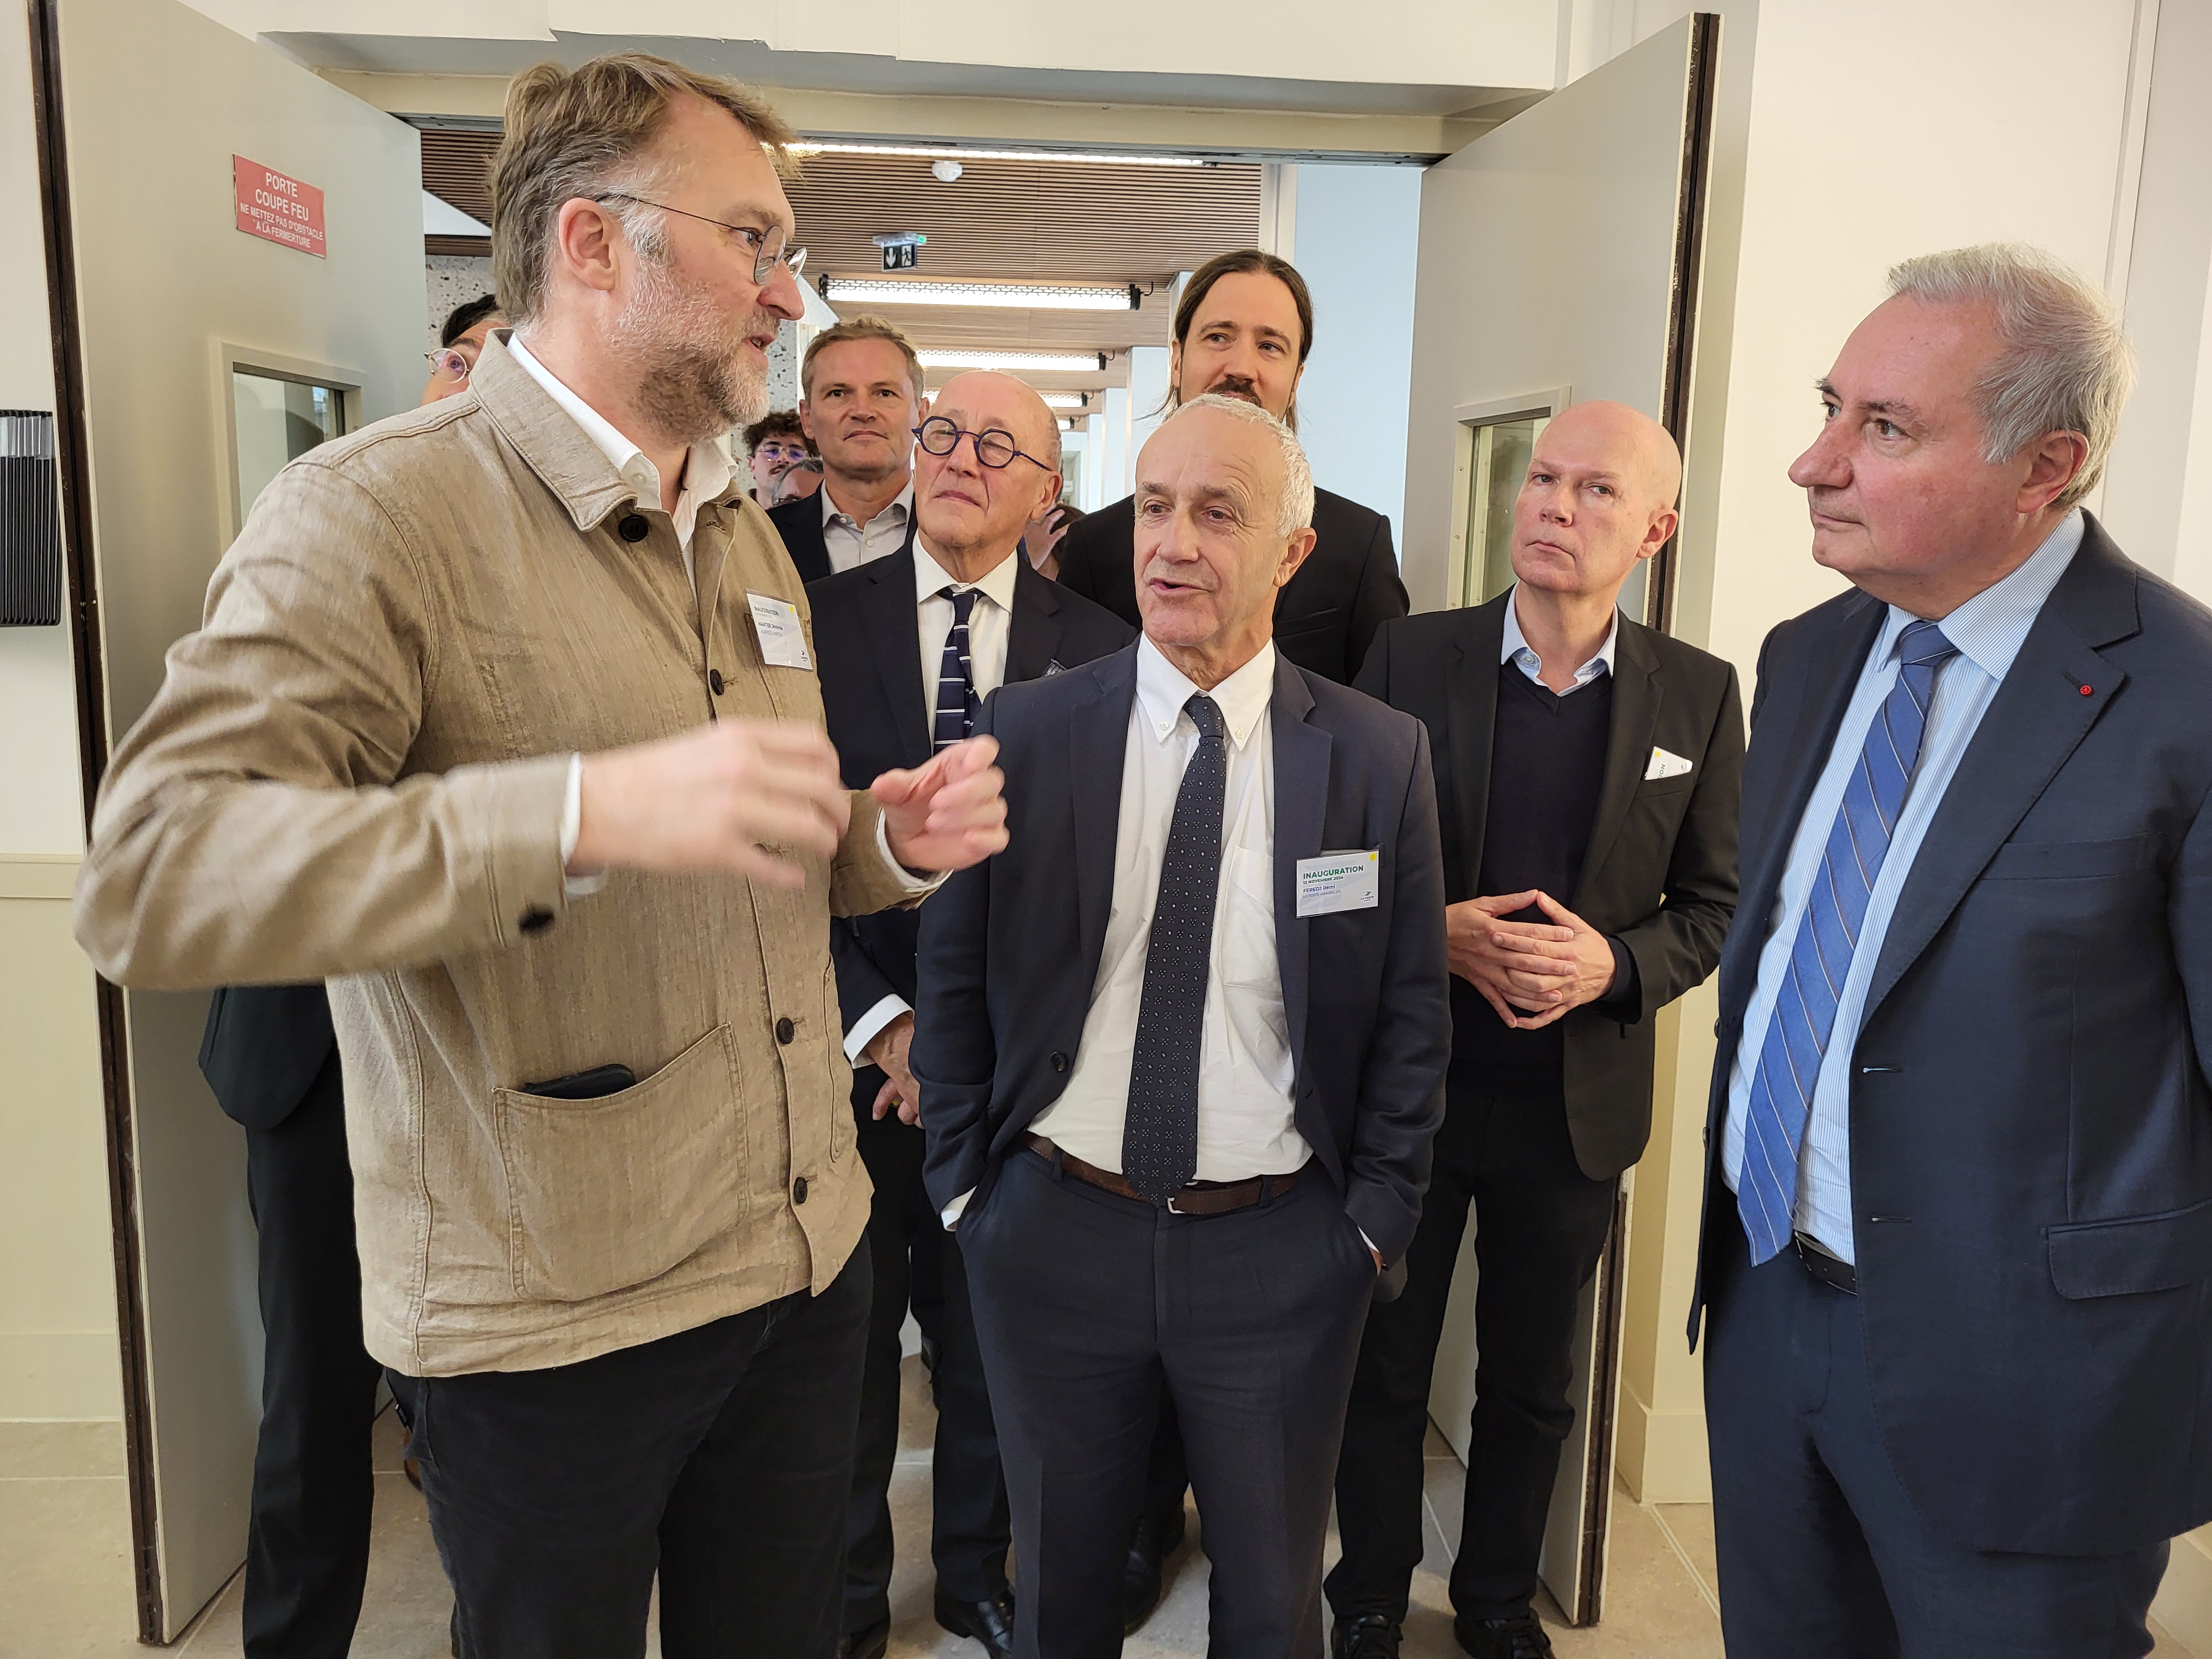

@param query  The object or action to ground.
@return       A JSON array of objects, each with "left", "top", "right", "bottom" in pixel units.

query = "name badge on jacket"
[
  {"left": 747, "top": 592, "right": 813, "bottom": 670},
  {"left": 1645, "top": 746, "right": 1694, "bottom": 781},
  {"left": 1296, "top": 851, "right": 1379, "bottom": 917}
]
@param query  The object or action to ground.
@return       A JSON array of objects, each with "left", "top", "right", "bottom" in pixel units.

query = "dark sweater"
[{"left": 1453, "top": 661, "right": 1621, "bottom": 1078}]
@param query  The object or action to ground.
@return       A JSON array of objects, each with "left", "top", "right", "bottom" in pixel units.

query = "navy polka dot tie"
[{"left": 1123, "top": 693, "right": 1227, "bottom": 1203}]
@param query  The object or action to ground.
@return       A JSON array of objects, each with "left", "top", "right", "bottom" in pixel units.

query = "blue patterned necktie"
[
  {"left": 1738, "top": 619, "right": 1959, "bottom": 1265},
  {"left": 1122, "top": 695, "right": 1228, "bottom": 1203},
  {"left": 932, "top": 587, "right": 980, "bottom": 752}
]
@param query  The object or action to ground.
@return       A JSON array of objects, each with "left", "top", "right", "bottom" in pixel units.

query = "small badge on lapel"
[
  {"left": 1645, "top": 747, "right": 1694, "bottom": 782},
  {"left": 745, "top": 592, "right": 813, "bottom": 671}
]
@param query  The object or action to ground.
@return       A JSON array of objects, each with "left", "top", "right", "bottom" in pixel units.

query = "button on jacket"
[{"left": 75, "top": 334, "right": 920, "bottom": 1376}]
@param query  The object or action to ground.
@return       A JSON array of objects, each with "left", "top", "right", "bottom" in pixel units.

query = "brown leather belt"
[{"left": 1021, "top": 1131, "right": 1310, "bottom": 1215}]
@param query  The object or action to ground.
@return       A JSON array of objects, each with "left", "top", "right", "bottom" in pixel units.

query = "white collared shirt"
[
  {"left": 1501, "top": 585, "right": 1619, "bottom": 695},
  {"left": 823, "top": 479, "right": 915, "bottom": 576},
  {"left": 506, "top": 335, "right": 734, "bottom": 586},
  {"left": 840, "top": 540, "right": 1024, "bottom": 1066},
  {"left": 1025, "top": 637, "right": 1308, "bottom": 1178}
]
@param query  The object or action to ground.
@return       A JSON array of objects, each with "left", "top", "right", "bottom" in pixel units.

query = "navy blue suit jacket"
[
  {"left": 809, "top": 549, "right": 1133, "bottom": 1107},
  {"left": 197, "top": 983, "right": 336, "bottom": 1130},
  {"left": 768, "top": 491, "right": 917, "bottom": 586},
  {"left": 1692, "top": 515, "right": 2212, "bottom": 1553},
  {"left": 912, "top": 643, "right": 1452, "bottom": 1272}
]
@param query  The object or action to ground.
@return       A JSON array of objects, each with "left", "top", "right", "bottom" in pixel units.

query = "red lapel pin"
[{"left": 2079, "top": 684, "right": 2094, "bottom": 696}]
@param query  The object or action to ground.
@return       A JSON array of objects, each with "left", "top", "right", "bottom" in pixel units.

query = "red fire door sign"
[{"left": 233, "top": 156, "right": 326, "bottom": 258}]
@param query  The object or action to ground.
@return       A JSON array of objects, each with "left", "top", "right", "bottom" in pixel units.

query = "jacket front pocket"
[{"left": 494, "top": 1023, "right": 740, "bottom": 1303}]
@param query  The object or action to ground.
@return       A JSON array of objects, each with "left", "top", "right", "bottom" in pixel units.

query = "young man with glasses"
[
  {"left": 76, "top": 54, "right": 1008, "bottom": 1659},
  {"left": 810, "top": 371, "right": 1131, "bottom": 1659},
  {"left": 742, "top": 408, "right": 817, "bottom": 504},
  {"left": 420, "top": 293, "right": 506, "bottom": 405}
]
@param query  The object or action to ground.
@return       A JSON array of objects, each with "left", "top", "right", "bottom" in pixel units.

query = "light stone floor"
[{"left": 0, "top": 1365, "right": 2185, "bottom": 1657}]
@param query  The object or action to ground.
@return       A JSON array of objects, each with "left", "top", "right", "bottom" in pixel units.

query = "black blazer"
[
  {"left": 1692, "top": 515, "right": 2212, "bottom": 1555},
  {"left": 1057, "top": 487, "right": 1409, "bottom": 685},
  {"left": 197, "top": 983, "right": 337, "bottom": 1131},
  {"left": 768, "top": 490, "right": 918, "bottom": 585},
  {"left": 810, "top": 547, "right": 1133, "bottom": 1099},
  {"left": 1356, "top": 593, "right": 1743, "bottom": 1180},
  {"left": 912, "top": 643, "right": 1452, "bottom": 1272}
]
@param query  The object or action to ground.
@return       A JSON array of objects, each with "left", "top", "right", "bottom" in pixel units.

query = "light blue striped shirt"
[{"left": 1721, "top": 510, "right": 2084, "bottom": 1262}]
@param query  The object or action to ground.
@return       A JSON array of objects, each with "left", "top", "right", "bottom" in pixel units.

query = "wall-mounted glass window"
[
  {"left": 232, "top": 370, "right": 345, "bottom": 526},
  {"left": 1458, "top": 414, "right": 1548, "bottom": 610}
]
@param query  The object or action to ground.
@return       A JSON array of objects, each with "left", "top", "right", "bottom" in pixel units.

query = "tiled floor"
[{"left": 0, "top": 1371, "right": 2184, "bottom": 1657}]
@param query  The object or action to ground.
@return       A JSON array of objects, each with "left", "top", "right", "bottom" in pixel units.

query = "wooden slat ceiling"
[{"left": 421, "top": 130, "right": 1253, "bottom": 365}]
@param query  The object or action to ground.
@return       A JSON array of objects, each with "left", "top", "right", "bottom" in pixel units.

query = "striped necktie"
[
  {"left": 932, "top": 587, "right": 980, "bottom": 752},
  {"left": 1738, "top": 619, "right": 1959, "bottom": 1265}
]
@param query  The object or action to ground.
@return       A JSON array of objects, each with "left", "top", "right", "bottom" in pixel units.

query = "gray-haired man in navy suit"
[
  {"left": 1695, "top": 244, "right": 2212, "bottom": 1656},
  {"left": 915, "top": 394, "right": 1451, "bottom": 1656}
]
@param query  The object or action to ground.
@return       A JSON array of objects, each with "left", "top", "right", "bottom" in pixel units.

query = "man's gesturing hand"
[
  {"left": 874, "top": 735, "right": 1009, "bottom": 874},
  {"left": 1445, "top": 890, "right": 1620, "bottom": 1031},
  {"left": 571, "top": 719, "right": 849, "bottom": 887}
]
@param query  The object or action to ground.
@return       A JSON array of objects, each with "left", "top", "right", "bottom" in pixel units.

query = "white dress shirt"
[
  {"left": 822, "top": 479, "right": 915, "bottom": 576},
  {"left": 841, "top": 542, "right": 1023, "bottom": 1066},
  {"left": 1720, "top": 510, "right": 2084, "bottom": 1261},
  {"left": 505, "top": 334, "right": 927, "bottom": 904},
  {"left": 1026, "top": 637, "right": 1308, "bottom": 1178},
  {"left": 1501, "top": 585, "right": 1619, "bottom": 693}
]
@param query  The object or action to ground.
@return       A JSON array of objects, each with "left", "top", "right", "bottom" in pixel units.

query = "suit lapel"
[
  {"left": 858, "top": 551, "right": 933, "bottom": 770},
  {"left": 1270, "top": 656, "right": 1329, "bottom": 1078},
  {"left": 1572, "top": 620, "right": 1663, "bottom": 912},
  {"left": 1005, "top": 559, "right": 1065, "bottom": 685},
  {"left": 1443, "top": 594, "right": 1510, "bottom": 896},
  {"left": 1860, "top": 530, "right": 2138, "bottom": 1023},
  {"left": 1070, "top": 650, "right": 1138, "bottom": 985}
]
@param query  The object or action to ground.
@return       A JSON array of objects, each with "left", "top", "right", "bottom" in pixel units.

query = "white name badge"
[
  {"left": 746, "top": 591, "right": 813, "bottom": 671},
  {"left": 1296, "top": 851, "right": 1380, "bottom": 918}
]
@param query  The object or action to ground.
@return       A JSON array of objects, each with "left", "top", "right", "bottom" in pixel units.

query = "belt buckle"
[{"left": 1165, "top": 1191, "right": 1192, "bottom": 1215}]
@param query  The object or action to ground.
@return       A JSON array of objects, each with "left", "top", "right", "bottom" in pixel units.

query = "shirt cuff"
[
  {"left": 1599, "top": 936, "right": 1640, "bottom": 1012},
  {"left": 560, "top": 754, "right": 608, "bottom": 899},
  {"left": 942, "top": 1188, "right": 973, "bottom": 1229},
  {"left": 876, "top": 813, "right": 947, "bottom": 896},
  {"left": 843, "top": 995, "right": 911, "bottom": 1067}
]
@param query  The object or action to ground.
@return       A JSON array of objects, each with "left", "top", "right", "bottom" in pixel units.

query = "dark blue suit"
[
  {"left": 1693, "top": 517, "right": 2212, "bottom": 1654},
  {"left": 806, "top": 547, "right": 1130, "bottom": 1637},
  {"left": 915, "top": 643, "right": 1451, "bottom": 1655},
  {"left": 768, "top": 490, "right": 917, "bottom": 585}
]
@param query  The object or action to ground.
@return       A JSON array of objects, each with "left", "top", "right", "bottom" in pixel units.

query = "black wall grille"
[{"left": 0, "top": 410, "right": 61, "bottom": 626}]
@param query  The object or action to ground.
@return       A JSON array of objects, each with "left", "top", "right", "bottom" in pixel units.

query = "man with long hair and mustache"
[{"left": 75, "top": 53, "right": 1009, "bottom": 1659}]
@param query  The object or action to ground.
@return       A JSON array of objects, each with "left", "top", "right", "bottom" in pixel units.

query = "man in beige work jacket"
[{"left": 73, "top": 52, "right": 1007, "bottom": 1659}]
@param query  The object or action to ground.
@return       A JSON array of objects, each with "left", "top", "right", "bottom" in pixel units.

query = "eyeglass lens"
[{"left": 919, "top": 419, "right": 1016, "bottom": 468}]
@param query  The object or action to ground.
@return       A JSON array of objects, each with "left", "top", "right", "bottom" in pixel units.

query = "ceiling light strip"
[
  {"left": 791, "top": 140, "right": 1206, "bottom": 169},
  {"left": 821, "top": 278, "right": 1137, "bottom": 312},
  {"left": 917, "top": 349, "right": 1109, "bottom": 372}
]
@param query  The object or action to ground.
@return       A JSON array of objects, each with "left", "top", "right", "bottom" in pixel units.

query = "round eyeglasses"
[
  {"left": 914, "top": 416, "right": 1052, "bottom": 473},
  {"left": 591, "top": 192, "right": 807, "bottom": 286},
  {"left": 425, "top": 347, "right": 474, "bottom": 384}
]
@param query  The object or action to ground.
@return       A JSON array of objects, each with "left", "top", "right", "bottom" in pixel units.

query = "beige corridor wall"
[{"left": 0, "top": 7, "right": 120, "bottom": 1430}]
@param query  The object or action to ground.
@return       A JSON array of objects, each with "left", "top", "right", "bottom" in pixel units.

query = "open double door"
[
  {"left": 33, "top": 0, "right": 1715, "bottom": 1637},
  {"left": 1408, "top": 12, "right": 1719, "bottom": 1627}
]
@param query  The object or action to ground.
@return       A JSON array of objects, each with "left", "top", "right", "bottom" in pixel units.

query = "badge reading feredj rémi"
[{"left": 1295, "top": 851, "right": 1380, "bottom": 917}]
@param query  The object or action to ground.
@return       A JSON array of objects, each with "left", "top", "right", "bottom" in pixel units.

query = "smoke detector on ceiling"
[{"left": 931, "top": 158, "right": 964, "bottom": 183}]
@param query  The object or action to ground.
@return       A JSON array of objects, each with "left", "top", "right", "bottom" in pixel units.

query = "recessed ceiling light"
[
  {"left": 917, "top": 349, "right": 1109, "bottom": 372},
  {"left": 790, "top": 140, "right": 1205, "bottom": 169},
  {"left": 820, "top": 278, "right": 1139, "bottom": 312}
]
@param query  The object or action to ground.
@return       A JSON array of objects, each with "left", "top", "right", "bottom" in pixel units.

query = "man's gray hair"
[
  {"left": 1164, "top": 393, "right": 1314, "bottom": 538},
  {"left": 1886, "top": 243, "right": 2136, "bottom": 510}
]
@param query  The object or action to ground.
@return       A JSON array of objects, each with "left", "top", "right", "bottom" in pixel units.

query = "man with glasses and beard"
[
  {"left": 1057, "top": 249, "right": 1408, "bottom": 688},
  {"left": 74, "top": 53, "right": 1008, "bottom": 1659}
]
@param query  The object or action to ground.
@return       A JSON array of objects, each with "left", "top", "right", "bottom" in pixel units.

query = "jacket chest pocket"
[{"left": 493, "top": 1024, "right": 743, "bottom": 1303}]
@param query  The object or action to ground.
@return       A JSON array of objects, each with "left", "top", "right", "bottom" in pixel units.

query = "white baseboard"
[{"left": 1615, "top": 1384, "right": 1712, "bottom": 1505}]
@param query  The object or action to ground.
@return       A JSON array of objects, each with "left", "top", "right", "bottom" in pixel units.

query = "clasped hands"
[
  {"left": 568, "top": 717, "right": 1008, "bottom": 888},
  {"left": 1447, "top": 889, "right": 1620, "bottom": 1030}
]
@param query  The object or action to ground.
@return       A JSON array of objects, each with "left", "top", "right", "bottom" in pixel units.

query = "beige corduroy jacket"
[{"left": 74, "top": 337, "right": 919, "bottom": 1376}]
